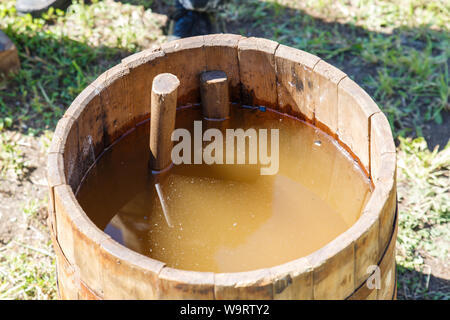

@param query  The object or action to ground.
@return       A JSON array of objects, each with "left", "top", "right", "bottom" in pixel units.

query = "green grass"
[
  {"left": 0, "top": 194, "right": 56, "bottom": 300},
  {"left": 0, "top": 0, "right": 166, "bottom": 133},
  {"left": 0, "top": 240, "right": 56, "bottom": 300},
  {"left": 396, "top": 137, "right": 449, "bottom": 299},
  {"left": 0, "top": 132, "right": 28, "bottom": 180},
  {"left": 0, "top": 0, "right": 448, "bottom": 300},
  {"left": 397, "top": 137, "right": 449, "bottom": 268}
]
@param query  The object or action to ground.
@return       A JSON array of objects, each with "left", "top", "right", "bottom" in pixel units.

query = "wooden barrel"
[{"left": 47, "top": 34, "right": 397, "bottom": 300}]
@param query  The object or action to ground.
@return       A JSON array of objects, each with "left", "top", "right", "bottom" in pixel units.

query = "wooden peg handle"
[
  {"left": 150, "top": 73, "right": 180, "bottom": 171},
  {"left": 200, "top": 70, "right": 230, "bottom": 120}
]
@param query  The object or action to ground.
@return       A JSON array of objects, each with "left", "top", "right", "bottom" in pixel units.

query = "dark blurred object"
[
  {"left": 16, "top": 0, "right": 71, "bottom": 16},
  {"left": 178, "top": 0, "right": 223, "bottom": 12},
  {"left": 0, "top": 31, "right": 20, "bottom": 78},
  {"left": 169, "top": 0, "right": 226, "bottom": 40}
]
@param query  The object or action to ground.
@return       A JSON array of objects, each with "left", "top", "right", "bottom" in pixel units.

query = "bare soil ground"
[
  {"left": 0, "top": 132, "right": 55, "bottom": 299},
  {"left": 0, "top": 133, "right": 48, "bottom": 245}
]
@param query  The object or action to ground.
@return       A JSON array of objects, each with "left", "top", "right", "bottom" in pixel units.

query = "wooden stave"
[
  {"left": 50, "top": 207, "right": 397, "bottom": 300},
  {"left": 47, "top": 34, "right": 397, "bottom": 300}
]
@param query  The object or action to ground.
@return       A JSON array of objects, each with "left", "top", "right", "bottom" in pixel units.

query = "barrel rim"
[{"left": 47, "top": 34, "right": 397, "bottom": 299}]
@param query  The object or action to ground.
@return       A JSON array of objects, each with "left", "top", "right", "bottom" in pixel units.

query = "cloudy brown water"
[{"left": 77, "top": 105, "right": 372, "bottom": 273}]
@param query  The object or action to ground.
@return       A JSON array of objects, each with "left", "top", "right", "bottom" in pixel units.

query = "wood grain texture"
[
  {"left": 338, "top": 77, "right": 381, "bottom": 171},
  {"left": 204, "top": 34, "right": 242, "bottom": 101},
  {"left": 54, "top": 184, "right": 83, "bottom": 266},
  {"left": 351, "top": 197, "right": 380, "bottom": 285},
  {"left": 310, "top": 233, "right": 355, "bottom": 299},
  {"left": 375, "top": 152, "right": 397, "bottom": 252},
  {"left": 71, "top": 213, "right": 110, "bottom": 298},
  {"left": 122, "top": 49, "right": 166, "bottom": 124},
  {"left": 377, "top": 219, "right": 397, "bottom": 300},
  {"left": 313, "top": 60, "right": 347, "bottom": 135},
  {"left": 55, "top": 252, "right": 79, "bottom": 300},
  {"left": 49, "top": 116, "right": 74, "bottom": 154},
  {"left": 215, "top": 269, "right": 273, "bottom": 299},
  {"left": 270, "top": 257, "right": 313, "bottom": 300},
  {"left": 54, "top": 183, "right": 110, "bottom": 298},
  {"left": 162, "top": 36, "right": 206, "bottom": 105},
  {"left": 49, "top": 116, "right": 81, "bottom": 191},
  {"left": 158, "top": 267, "right": 215, "bottom": 299},
  {"left": 275, "top": 44, "right": 320, "bottom": 120},
  {"left": 51, "top": 224, "right": 80, "bottom": 299},
  {"left": 47, "top": 196, "right": 57, "bottom": 236},
  {"left": 99, "top": 238, "right": 164, "bottom": 299},
  {"left": 347, "top": 280, "right": 377, "bottom": 300},
  {"left": 200, "top": 70, "right": 230, "bottom": 119},
  {"left": 238, "top": 37, "right": 278, "bottom": 107},
  {"left": 79, "top": 281, "right": 102, "bottom": 300},
  {"left": 65, "top": 84, "right": 105, "bottom": 181},
  {"left": 150, "top": 73, "right": 180, "bottom": 171},
  {"left": 98, "top": 64, "right": 132, "bottom": 147},
  {"left": 347, "top": 207, "right": 396, "bottom": 300},
  {"left": 370, "top": 111, "right": 396, "bottom": 181},
  {"left": 47, "top": 152, "right": 65, "bottom": 221},
  {"left": 47, "top": 151, "right": 66, "bottom": 186}
]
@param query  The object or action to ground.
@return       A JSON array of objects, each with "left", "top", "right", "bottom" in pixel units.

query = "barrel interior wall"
[
  {"left": 60, "top": 34, "right": 393, "bottom": 194},
  {"left": 47, "top": 34, "right": 397, "bottom": 300}
]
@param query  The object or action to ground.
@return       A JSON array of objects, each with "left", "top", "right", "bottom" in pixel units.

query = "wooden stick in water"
[
  {"left": 150, "top": 73, "right": 180, "bottom": 228},
  {"left": 200, "top": 70, "right": 230, "bottom": 120},
  {"left": 150, "top": 73, "right": 180, "bottom": 171}
]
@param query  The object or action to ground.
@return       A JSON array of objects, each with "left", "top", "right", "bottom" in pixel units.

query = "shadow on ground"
[{"left": 397, "top": 266, "right": 450, "bottom": 300}]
